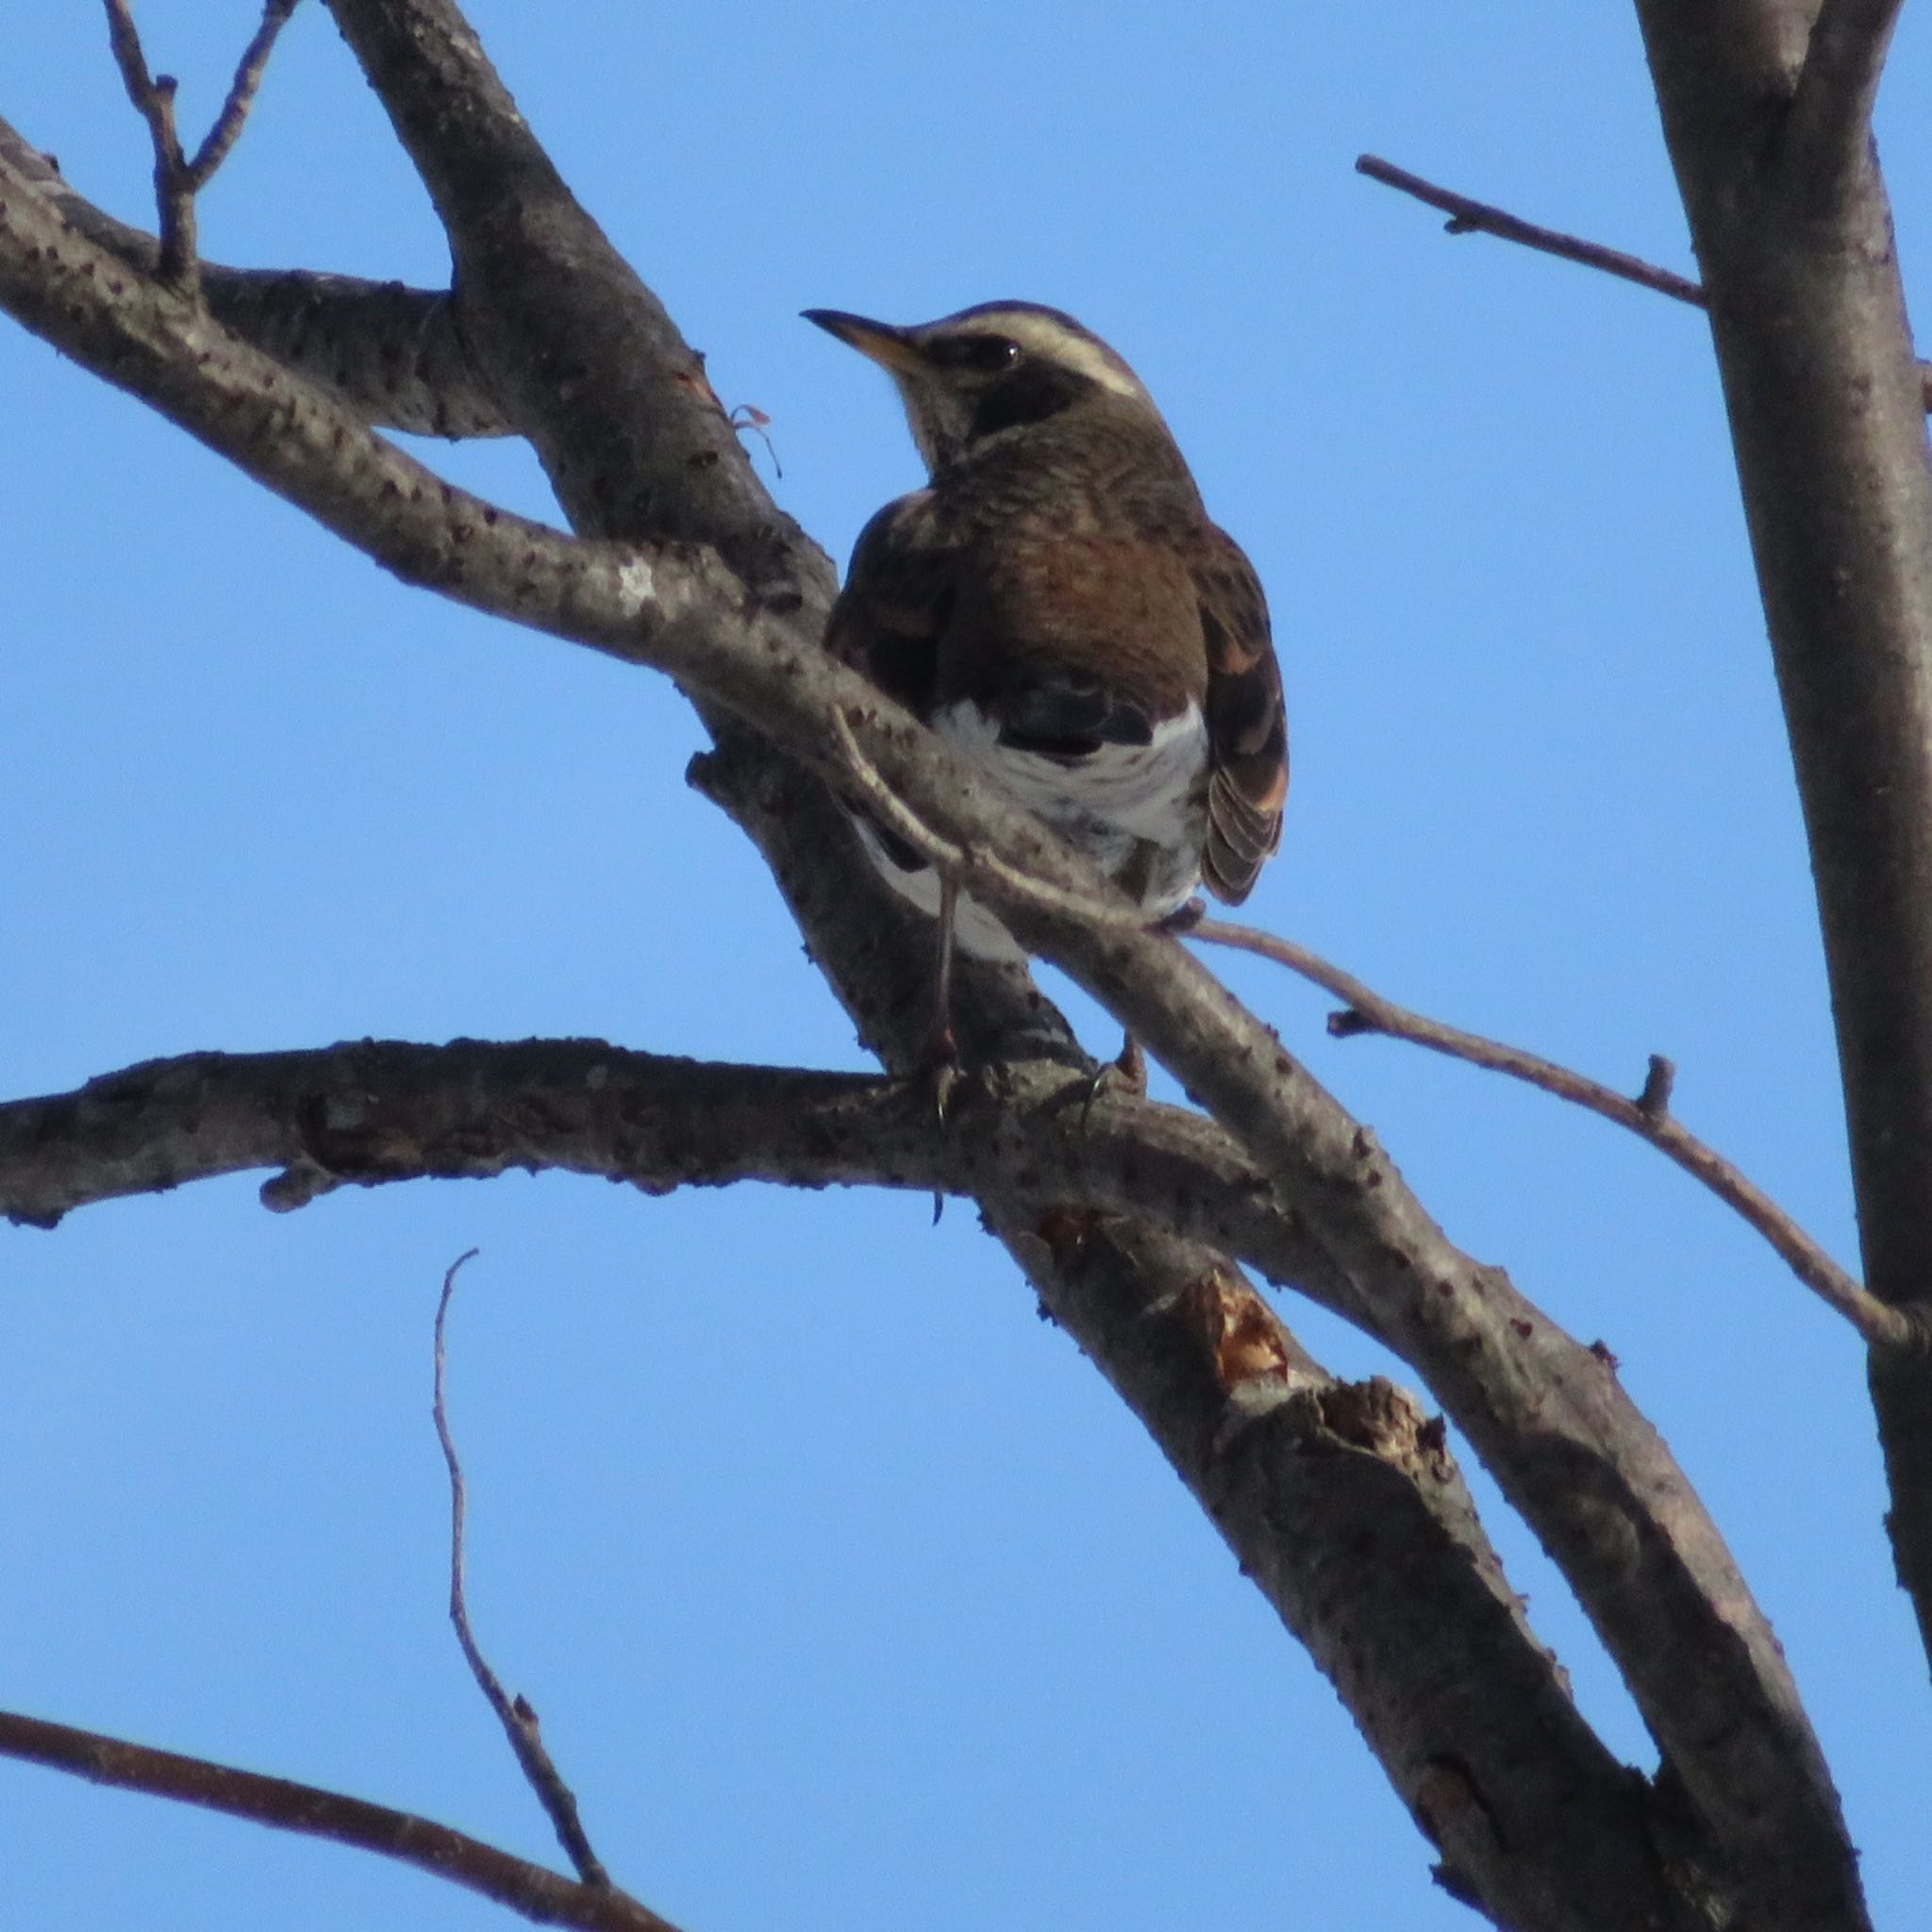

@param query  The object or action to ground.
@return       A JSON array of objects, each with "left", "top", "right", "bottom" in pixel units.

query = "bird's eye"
[{"left": 930, "top": 334, "right": 1021, "bottom": 375}]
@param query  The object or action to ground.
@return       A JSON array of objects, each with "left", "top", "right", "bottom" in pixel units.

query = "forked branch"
[
  {"left": 102, "top": 0, "right": 302, "bottom": 289},
  {"left": 103, "top": 0, "right": 194, "bottom": 283}
]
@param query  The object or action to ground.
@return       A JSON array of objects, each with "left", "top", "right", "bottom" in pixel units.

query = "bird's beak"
[{"left": 801, "top": 308, "right": 924, "bottom": 374}]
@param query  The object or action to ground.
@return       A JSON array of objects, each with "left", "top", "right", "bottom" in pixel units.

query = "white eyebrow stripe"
[{"left": 958, "top": 311, "right": 1150, "bottom": 400}]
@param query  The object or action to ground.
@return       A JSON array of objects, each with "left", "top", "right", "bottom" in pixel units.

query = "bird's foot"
[
  {"left": 909, "top": 1024, "right": 967, "bottom": 1224},
  {"left": 1153, "top": 896, "right": 1207, "bottom": 938}
]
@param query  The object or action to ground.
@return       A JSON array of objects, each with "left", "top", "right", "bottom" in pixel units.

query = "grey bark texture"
[
  {"left": 1635, "top": 0, "right": 1932, "bottom": 1669},
  {"left": 1, "top": 0, "right": 1924, "bottom": 1926}
]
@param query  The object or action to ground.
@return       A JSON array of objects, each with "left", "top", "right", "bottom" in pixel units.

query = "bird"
[{"left": 804, "top": 299, "right": 1288, "bottom": 1072}]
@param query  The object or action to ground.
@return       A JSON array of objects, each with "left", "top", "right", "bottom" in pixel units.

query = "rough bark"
[
  {"left": 0, "top": 114, "right": 509, "bottom": 437},
  {"left": 1634, "top": 0, "right": 1932, "bottom": 1668},
  {"left": 0, "top": 1038, "right": 1704, "bottom": 1929},
  {"left": 0, "top": 0, "right": 1899, "bottom": 1924}
]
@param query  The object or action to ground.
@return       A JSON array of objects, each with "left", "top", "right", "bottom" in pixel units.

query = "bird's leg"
[
  {"left": 922, "top": 875, "right": 965, "bottom": 1120},
  {"left": 1077, "top": 896, "right": 1197, "bottom": 1120},
  {"left": 915, "top": 878, "right": 970, "bottom": 1224}
]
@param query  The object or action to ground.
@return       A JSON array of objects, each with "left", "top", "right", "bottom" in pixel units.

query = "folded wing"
[{"left": 1195, "top": 525, "right": 1288, "bottom": 904}]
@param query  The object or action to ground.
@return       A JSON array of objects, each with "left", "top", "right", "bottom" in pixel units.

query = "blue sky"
[{"left": 4, "top": 2, "right": 1930, "bottom": 1927}]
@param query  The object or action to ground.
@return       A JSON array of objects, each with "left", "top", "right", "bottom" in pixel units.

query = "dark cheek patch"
[{"left": 970, "top": 365, "right": 1088, "bottom": 440}]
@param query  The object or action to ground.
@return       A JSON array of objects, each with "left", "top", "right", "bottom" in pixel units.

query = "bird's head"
[{"left": 802, "top": 301, "right": 1161, "bottom": 475}]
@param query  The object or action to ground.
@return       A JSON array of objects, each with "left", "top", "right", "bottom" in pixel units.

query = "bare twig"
[
  {"left": 0, "top": 116, "right": 1879, "bottom": 1898},
  {"left": 1356, "top": 153, "right": 1704, "bottom": 308},
  {"left": 102, "top": 0, "right": 196, "bottom": 286},
  {"left": 1357, "top": 150, "right": 1932, "bottom": 413},
  {"left": 1191, "top": 917, "right": 1915, "bottom": 1350},
  {"left": 434, "top": 1252, "right": 611, "bottom": 1889},
  {"left": 0, "top": 1707, "right": 679, "bottom": 1932},
  {"left": 185, "top": 0, "right": 303, "bottom": 190},
  {"left": 103, "top": 0, "right": 302, "bottom": 290}
]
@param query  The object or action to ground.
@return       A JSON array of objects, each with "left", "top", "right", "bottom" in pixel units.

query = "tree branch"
[
  {"left": 0, "top": 115, "right": 511, "bottom": 437},
  {"left": 1635, "top": 0, "right": 1932, "bottom": 1708},
  {"left": 0, "top": 154, "right": 1828, "bottom": 1921},
  {"left": 0, "top": 1707, "right": 680, "bottom": 1932},
  {"left": 3, "top": 1024, "right": 1707, "bottom": 1924},
  {"left": 103, "top": 0, "right": 197, "bottom": 286},
  {"left": 1357, "top": 148, "right": 1932, "bottom": 411},
  {"left": 102, "top": 0, "right": 304, "bottom": 290},
  {"left": 434, "top": 1252, "right": 611, "bottom": 1890},
  {"left": 1190, "top": 917, "right": 1917, "bottom": 1350},
  {"left": 322, "top": 0, "right": 806, "bottom": 583},
  {"left": 0, "top": 1040, "right": 1343, "bottom": 1313},
  {"left": 183, "top": 0, "right": 302, "bottom": 191},
  {"left": 1786, "top": 0, "right": 1906, "bottom": 181},
  {"left": 1356, "top": 153, "right": 1705, "bottom": 308},
  {"left": 0, "top": 9, "right": 1868, "bottom": 1915}
]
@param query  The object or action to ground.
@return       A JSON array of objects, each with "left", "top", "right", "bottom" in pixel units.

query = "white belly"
[{"left": 854, "top": 699, "right": 1209, "bottom": 960}]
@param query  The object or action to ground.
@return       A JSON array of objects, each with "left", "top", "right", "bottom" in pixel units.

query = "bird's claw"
[
  {"left": 920, "top": 1024, "right": 964, "bottom": 1125},
  {"left": 1078, "top": 1033, "right": 1147, "bottom": 1130}
]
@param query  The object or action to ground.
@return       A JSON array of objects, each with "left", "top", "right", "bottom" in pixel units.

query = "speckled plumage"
[{"left": 808, "top": 301, "right": 1288, "bottom": 961}]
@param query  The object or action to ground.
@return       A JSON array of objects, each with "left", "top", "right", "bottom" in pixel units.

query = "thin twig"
[
  {"left": 1356, "top": 154, "right": 1705, "bottom": 308},
  {"left": 102, "top": 0, "right": 196, "bottom": 286},
  {"left": 1357, "top": 151, "right": 1932, "bottom": 412},
  {"left": 186, "top": 0, "right": 302, "bottom": 189},
  {"left": 1191, "top": 917, "right": 1914, "bottom": 1350},
  {"left": 434, "top": 1251, "right": 611, "bottom": 1889},
  {"left": 0, "top": 1707, "right": 680, "bottom": 1932},
  {"left": 103, "top": 0, "right": 302, "bottom": 290}
]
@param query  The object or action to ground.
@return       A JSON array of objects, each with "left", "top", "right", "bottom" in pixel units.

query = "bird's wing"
[
  {"left": 1195, "top": 525, "right": 1288, "bottom": 904},
  {"left": 824, "top": 490, "right": 955, "bottom": 716}
]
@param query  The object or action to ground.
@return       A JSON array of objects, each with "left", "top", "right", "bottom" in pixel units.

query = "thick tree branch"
[
  {"left": 0, "top": 10, "right": 1867, "bottom": 1918},
  {"left": 1635, "top": 0, "right": 1932, "bottom": 1699},
  {"left": 0, "top": 116, "right": 511, "bottom": 437},
  {"left": 0, "top": 1707, "right": 681, "bottom": 1932},
  {"left": 0, "top": 1038, "right": 1699, "bottom": 1926},
  {"left": 323, "top": 0, "right": 808, "bottom": 589},
  {"left": 0, "top": 1040, "right": 1353, "bottom": 1311},
  {"left": 0, "top": 117, "right": 1847, "bottom": 1932},
  {"left": 1786, "top": 0, "right": 1906, "bottom": 180}
]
